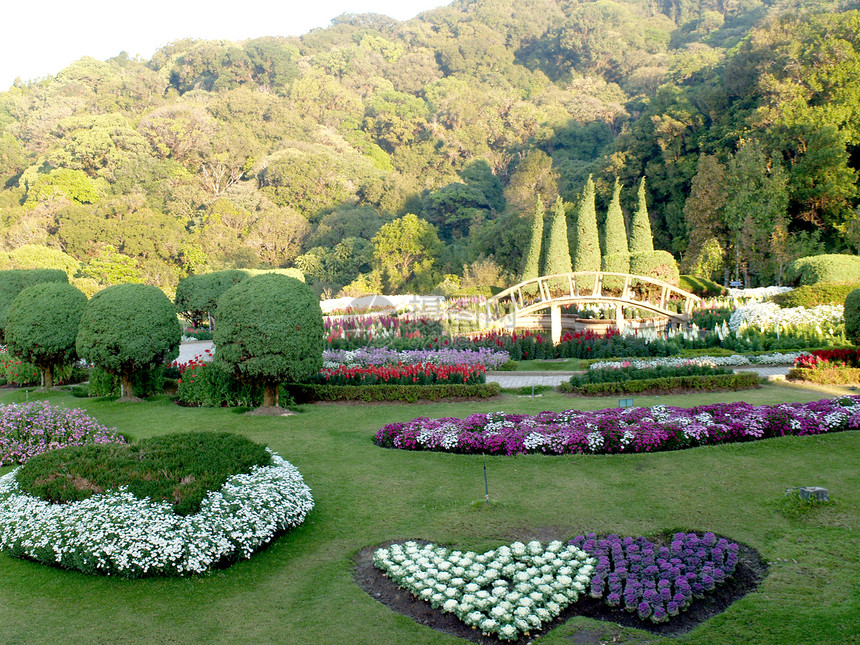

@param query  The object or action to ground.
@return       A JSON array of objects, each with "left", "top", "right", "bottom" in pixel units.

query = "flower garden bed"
[
  {"left": 356, "top": 532, "right": 766, "bottom": 643},
  {"left": 0, "top": 401, "right": 125, "bottom": 466},
  {"left": 323, "top": 347, "right": 510, "bottom": 369},
  {"left": 0, "top": 433, "right": 314, "bottom": 577},
  {"left": 788, "top": 349, "right": 860, "bottom": 384},
  {"left": 375, "top": 396, "right": 860, "bottom": 455},
  {"left": 316, "top": 363, "right": 486, "bottom": 386}
]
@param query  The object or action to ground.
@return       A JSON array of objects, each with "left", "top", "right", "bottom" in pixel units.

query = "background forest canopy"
[{"left": 1, "top": 0, "right": 859, "bottom": 297}]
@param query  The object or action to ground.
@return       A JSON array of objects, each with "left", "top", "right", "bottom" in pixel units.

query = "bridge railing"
[{"left": 484, "top": 271, "right": 700, "bottom": 325}]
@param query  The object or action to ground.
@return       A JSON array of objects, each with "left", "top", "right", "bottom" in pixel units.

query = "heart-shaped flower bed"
[
  {"left": 373, "top": 540, "right": 595, "bottom": 641},
  {"left": 368, "top": 532, "right": 763, "bottom": 642}
]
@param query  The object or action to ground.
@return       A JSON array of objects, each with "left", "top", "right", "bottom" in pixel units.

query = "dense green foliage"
[
  {"left": 845, "top": 288, "right": 860, "bottom": 345},
  {"left": 772, "top": 281, "right": 860, "bottom": 308},
  {"left": 629, "top": 250, "right": 680, "bottom": 286},
  {"left": 784, "top": 254, "right": 860, "bottom": 286},
  {"left": 628, "top": 178, "right": 654, "bottom": 255},
  {"left": 679, "top": 275, "right": 726, "bottom": 297},
  {"left": 0, "top": 0, "right": 856, "bottom": 293},
  {"left": 14, "top": 433, "right": 271, "bottom": 516},
  {"left": 174, "top": 270, "right": 247, "bottom": 327},
  {"left": 214, "top": 274, "right": 324, "bottom": 407},
  {"left": 0, "top": 269, "right": 67, "bottom": 339},
  {"left": 519, "top": 197, "right": 544, "bottom": 283},
  {"left": 75, "top": 284, "right": 181, "bottom": 398},
  {"left": 563, "top": 371, "right": 761, "bottom": 395},
  {"left": 568, "top": 363, "right": 733, "bottom": 387},
  {"left": 542, "top": 197, "right": 572, "bottom": 279},
  {"left": 5, "top": 282, "right": 87, "bottom": 387},
  {"left": 571, "top": 175, "right": 601, "bottom": 272}
]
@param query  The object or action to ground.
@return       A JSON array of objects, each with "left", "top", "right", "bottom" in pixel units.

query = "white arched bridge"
[{"left": 484, "top": 271, "right": 700, "bottom": 343}]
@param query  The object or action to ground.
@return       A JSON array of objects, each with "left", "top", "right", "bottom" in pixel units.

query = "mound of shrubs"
[
  {"left": 785, "top": 254, "right": 860, "bottom": 286},
  {"left": 679, "top": 275, "right": 726, "bottom": 298},
  {"left": 14, "top": 432, "right": 271, "bottom": 516},
  {"left": 772, "top": 282, "right": 860, "bottom": 308}
]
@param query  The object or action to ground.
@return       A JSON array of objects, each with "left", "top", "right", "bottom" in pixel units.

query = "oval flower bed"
[
  {"left": 0, "top": 401, "right": 125, "bottom": 466},
  {"left": 0, "top": 435, "right": 314, "bottom": 577},
  {"left": 375, "top": 396, "right": 860, "bottom": 455}
]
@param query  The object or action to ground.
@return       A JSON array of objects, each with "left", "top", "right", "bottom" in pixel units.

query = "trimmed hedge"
[
  {"left": 787, "top": 367, "right": 860, "bottom": 385},
  {"left": 772, "top": 281, "right": 860, "bottom": 308},
  {"left": 785, "top": 254, "right": 860, "bottom": 286},
  {"left": 287, "top": 382, "right": 501, "bottom": 403},
  {"left": 559, "top": 372, "right": 761, "bottom": 395},
  {"left": 630, "top": 250, "right": 679, "bottom": 286},
  {"left": 845, "top": 288, "right": 860, "bottom": 345},
  {"left": 679, "top": 275, "right": 726, "bottom": 298},
  {"left": 569, "top": 364, "right": 731, "bottom": 387}
]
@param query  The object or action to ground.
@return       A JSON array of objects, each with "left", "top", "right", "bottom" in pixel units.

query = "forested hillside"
[{"left": 1, "top": 0, "right": 858, "bottom": 295}]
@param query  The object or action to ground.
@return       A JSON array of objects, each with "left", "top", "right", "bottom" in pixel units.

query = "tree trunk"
[
  {"left": 262, "top": 383, "right": 279, "bottom": 408},
  {"left": 41, "top": 367, "right": 53, "bottom": 389},
  {"left": 120, "top": 373, "right": 135, "bottom": 399}
]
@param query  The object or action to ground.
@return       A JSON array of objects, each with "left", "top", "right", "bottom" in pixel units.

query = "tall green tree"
[
  {"left": 542, "top": 197, "right": 572, "bottom": 280},
  {"left": 629, "top": 177, "right": 654, "bottom": 254},
  {"left": 571, "top": 175, "right": 601, "bottom": 272},
  {"left": 520, "top": 196, "right": 545, "bottom": 283},
  {"left": 601, "top": 178, "right": 628, "bottom": 258},
  {"left": 680, "top": 155, "right": 728, "bottom": 279},
  {"left": 372, "top": 214, "right": 442, "bottom": 292}
]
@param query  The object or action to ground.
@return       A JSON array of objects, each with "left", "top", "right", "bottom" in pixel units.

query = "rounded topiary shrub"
[
  {"left": 785, "top": 254, "right": 860, "bottom": 286},
  {"left": 76, "top": 284, "right": 181, "bottom": 399},
  {"left": 0, "top": 268, "right": 68, "bottom": 340},
  {"left": 0, "top": 432, "right": 314, "bottom": 577},
  {"left": 5, "top": 282, "right": 88, "bottom": 388},
  {"left": 630, "top": 251, "right": 680, "bottom": 286},
  {"left": 845, "top": 288, "right": 860, "bottom": 345},
  {"left": 174, "top": 270, "right": 247, "bottom": 328},
  {"left": 215, "top": 273, "right": 324, "bottom": 410}
]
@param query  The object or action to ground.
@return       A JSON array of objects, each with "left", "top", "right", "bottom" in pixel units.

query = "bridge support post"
[
  {"left": 551, "top": 304, "right": 562, "bottom": 344},
  {"left": 615, "top": 304, "right": 625, "bottom": 333}
]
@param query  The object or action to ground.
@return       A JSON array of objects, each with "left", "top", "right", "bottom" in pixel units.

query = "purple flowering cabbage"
[
  {"left": 0, "top": 401, "right": 125, "bottom": 465},
  {"left": 375, "top": 396, "right": 860, "bottom": 455},
  {"left": 572, "top": 532, "right": 740, "bottom": 624}
]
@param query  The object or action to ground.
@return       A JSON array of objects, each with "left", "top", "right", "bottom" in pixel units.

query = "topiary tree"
[
  {"left": 628, "top": 177, "right": 654, "bottom": 254},
  {"left": 76, "top": 284, "right": 182, "bottom": 400},
  {"left": 571, "top": 175, "right": 601, "bottom": 273},
  {"left": 542, "top": 197, "right": 572, "bottom": 279},
  {"left": 5, "top": 282, "right": 88, "bottom": 389},
  {"left": 0, "top": 269, "right": 68, "bottom": 341},
  {"left": 214, "top": 273, "right": 324, "bottom": 411},
  {"left": 602, "top": 178, "right": 628, "bottom": 258},
  {"left": 845, "top": 288, "right": 860, "bottom": 345},
  {"left": 520, "top": 196, "right": 545, "bottom": 284},
  {"left": 784, "top": 254, "right": 860, "bottom": 286},
  {"left": 174, "top": 270, "right": 247, "bottom": 329}
]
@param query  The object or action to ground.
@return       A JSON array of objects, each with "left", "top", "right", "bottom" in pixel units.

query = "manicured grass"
[{"left": 0, "top": 383, "right": 858, "bottom": 644}]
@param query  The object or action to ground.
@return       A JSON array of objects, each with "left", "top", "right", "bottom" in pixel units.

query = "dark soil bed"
[{"left": 354, "top": 534, "right": 767, "bottom": 644}]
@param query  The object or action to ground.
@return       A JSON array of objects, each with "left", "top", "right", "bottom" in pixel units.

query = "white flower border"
[{"left": 0, "top": 450, "right": 313, "bottom": 577}]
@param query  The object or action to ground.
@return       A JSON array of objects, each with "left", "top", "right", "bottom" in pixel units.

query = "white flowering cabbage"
[{"left": 0, "top": 451, "right": 313, "bottom": 578}]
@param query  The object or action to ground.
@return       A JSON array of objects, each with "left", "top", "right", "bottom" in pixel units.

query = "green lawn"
[{"left": 1, "top": 384, "right": 858, "bottom": 645}]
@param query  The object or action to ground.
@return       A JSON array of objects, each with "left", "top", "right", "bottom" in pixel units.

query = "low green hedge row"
[
  {"left": 559, "top": 372, "right": 761, "bottom": 396},
  {"left": 771, "top": 282, "right": 860, "bottom": 308},
  {"left": 787, "top": 367, "right": 860, "bottom": 385},
  {"left": 287, "top": 382, "right": 501, "bottom": 403},
  {"left": 568, "top": 363, "right": 732, "bottom": 387}
]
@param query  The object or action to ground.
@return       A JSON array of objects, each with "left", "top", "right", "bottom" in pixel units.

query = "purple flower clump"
[
  {"left": 374, "top": 396, "right": 860, "bottom": 456},
  {"left": 0, "top": 401, "right": 125, "bottom": 465},
  {"left": 323, "top": 346, "right": 510, "bottom": 369},
  {"left": 569, "top": 532, "right": 741, "bottom": 624}
]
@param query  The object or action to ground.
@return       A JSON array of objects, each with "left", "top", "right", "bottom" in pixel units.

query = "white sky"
[{"left": 1, "top": 0, "right": 449, "bottom": 90}]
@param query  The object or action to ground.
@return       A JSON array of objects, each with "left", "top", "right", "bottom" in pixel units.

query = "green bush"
[
  {"left": 215, "top": 274, "right": 324, "bottom": 409},
  {"left": 14, "top": 433, "right": 271, "bottom": 516},
  {"left": 5, "top": 282, "right": 87, "bottom": 388},
  {"left": 785, "top": 254, "right": 860, "bottom": 286},
  {"left": 679, "top": 275, "right": 726, "bottom": 298},
  {"left": 568, "top": 363, "right": 732, "bottom": 387},
  {"left": 0, "top": 268, "right": 68, "bottom": 340},
  {"left": 772, "top": 281, "right": 860, "bottom": 308},
  {"left": 630, "top": 251, "right": 680, "bottom": 286},
  {"left": 76, "top": 284, "right": 181, "bottom": 399},
  {"left": 88, "top": 365, "right": 165, "bottom": 398},
  {"left": 1, "top": 355, "right": 40, "bottom": 386},
  {"left": 845, "top": 288, "right": 860, "bottom": 345},
  {"left": 176, "top": 361, "right": 262, "bottom": 407},
  {"left": 288, "top": 382, "right": 500, "bottom": 403},
  {"left": 787, "top": 367, "right": 860, "bottom": 385},
  {"left": 560, "top": 372, "right": 761, "bottom": 395}
]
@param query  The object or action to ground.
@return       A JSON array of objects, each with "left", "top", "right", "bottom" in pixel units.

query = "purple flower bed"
[
  {"left": 375, "top": 396, "right": 860, "bottom": 455},
  {"left": 572, "top": 532, "right": 739, "bottom": 623},
  {"left": 0, "top": 401, "right": 126, "bottom": 466},
  {"left": 323, "top": 346, "right": 510, "bottom": 369}
]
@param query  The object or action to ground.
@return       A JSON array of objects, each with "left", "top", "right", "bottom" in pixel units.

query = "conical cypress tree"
[
  {"left": 520, "top": 196, "right": 544, "bottom": 284},
  {"left": 542, "top": 197, "right": 572, "bottom": 280},
  {"left": 602, "top": 178, "right": 628, "bottom": 257},
  {"left": 629, "top": 177, "right": 654, "bottom": 254},
  {"left": 571, "top": 175, "right": 600, "bottom": 272}
]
